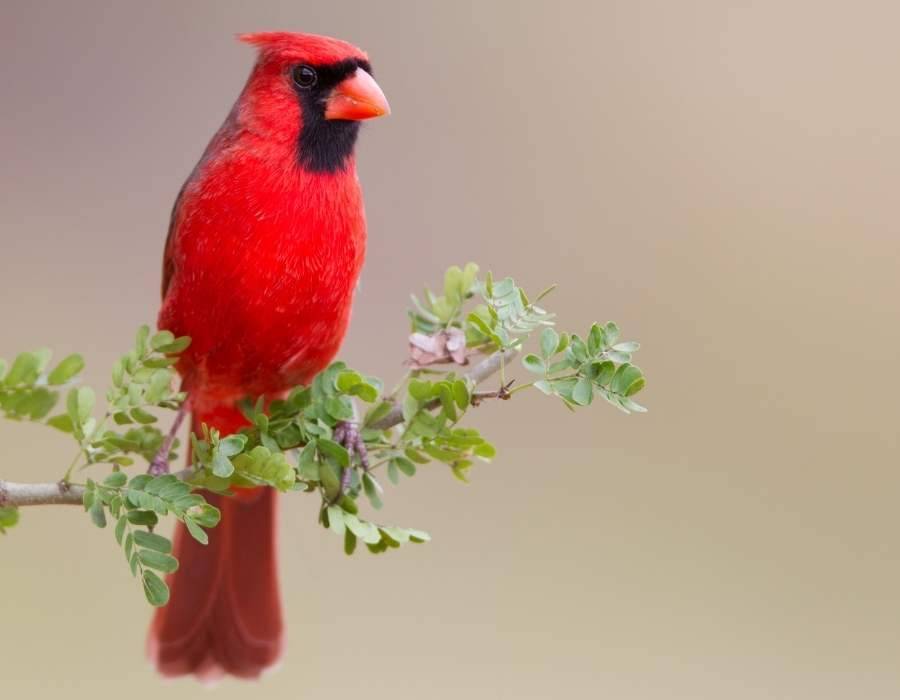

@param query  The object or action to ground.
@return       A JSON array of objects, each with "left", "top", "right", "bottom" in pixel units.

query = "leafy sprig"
[
  {"left": 524, "top": 323, "right": 647, "bottom": 413},
  {"left": 0, "top": 262, "right": 648, "bottom": 606},
  {"left": 83, "top": 472, "right": 220, "bottom": 604}
]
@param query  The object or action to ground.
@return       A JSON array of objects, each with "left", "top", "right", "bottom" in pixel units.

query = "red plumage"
[{"left": 149, "top": 32, "right": 389, "bottom": 679}]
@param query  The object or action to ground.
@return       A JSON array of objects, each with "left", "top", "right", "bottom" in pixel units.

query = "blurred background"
[{"left": 2, "top": 1, "right": 899, "bottom": 698}]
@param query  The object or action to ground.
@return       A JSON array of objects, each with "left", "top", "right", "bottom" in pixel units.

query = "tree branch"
[
  {"left": 0, "top": 348, "right": 519, "bottom": 509},
  {"left": 367, "top": 348, "right": 519, "bottom": 430},
  {"left": 0, "top": 480, "right": 84, "bottom": 507}
]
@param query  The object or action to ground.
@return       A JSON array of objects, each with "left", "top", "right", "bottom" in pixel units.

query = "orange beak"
[{"left": 324, "top": 68, "right": 390, "bottom": 121}]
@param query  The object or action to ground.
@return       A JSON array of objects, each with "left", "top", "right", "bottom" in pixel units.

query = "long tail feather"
[{"left": 147, "top": 411, "right": 283, "bottom": 679}]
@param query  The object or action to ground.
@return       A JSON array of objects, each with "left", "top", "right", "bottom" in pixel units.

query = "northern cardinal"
[{"left": 149, "top": 32, "right": 389, "bottom": 679}]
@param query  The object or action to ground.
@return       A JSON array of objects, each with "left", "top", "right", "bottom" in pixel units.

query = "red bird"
[{"left": 150, "top": 32, "right": 389, "bottom": 679}]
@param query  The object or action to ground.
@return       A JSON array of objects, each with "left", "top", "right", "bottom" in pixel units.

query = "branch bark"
[
  {"left": 367, "top": 348, "right": 518, "bottom": 430},
  {"left": 0, "top": 347, "right": 519, "bottom": 509},
  {"left": 0, "top": 480, "right": 84, "bottom": 507}
]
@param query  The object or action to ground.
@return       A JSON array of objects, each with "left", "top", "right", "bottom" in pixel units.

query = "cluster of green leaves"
[
  {"left": 46, "top": 326, "right": 189, "bottom": 472},
  {"left": 523, "top": 323, "right": 647, "bottom": 413},
  {"left": 467, "top": 273, "right": 556, "bottom": 351},
  {"left": 0, "top": 327, "right": 221, "bottom": 605},
  {"left": 408, "top": 263, "right": 555, "bottom": 354},
  {"left": 83, "top": 472, "right": 219, "bottom": 605},
  {"left": 0, "top": 348, "right": 86, "bottom": 532},
  {"left": 0, "top": 348, "right": 84, "bottom": 422},
  {"left": 1, "top": 263, "right": 648, "bottom": 606},
  {"left": 324, "top": 502, "right": 430, "bottom": 555},
  {"left": 182, "top": 362, "right": 437, "bottom": 555},
  {"left": 409, "top": 262, "right": 480, "bottom": 334}
]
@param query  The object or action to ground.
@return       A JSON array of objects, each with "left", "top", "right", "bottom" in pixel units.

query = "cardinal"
[{"left": 149, "top": 32, "right": 389, "bottom": 679}]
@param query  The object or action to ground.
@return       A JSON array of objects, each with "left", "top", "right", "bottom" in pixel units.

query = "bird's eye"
[{"left": 291, "top": 65, "right": 318, "bottom": 89}]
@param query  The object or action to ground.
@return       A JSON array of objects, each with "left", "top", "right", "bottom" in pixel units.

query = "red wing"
[{"left": 160, "top": 182, "right": 189, "bottom": 300}]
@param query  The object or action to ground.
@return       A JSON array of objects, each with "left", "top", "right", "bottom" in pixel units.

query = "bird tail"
[{"left": 147, "top": 405, "right": 283, "bottom": 680}]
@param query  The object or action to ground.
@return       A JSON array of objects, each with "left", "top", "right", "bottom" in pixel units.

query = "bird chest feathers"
[{"left": 160, "top": 158, "right": 367, "bottom": 394}]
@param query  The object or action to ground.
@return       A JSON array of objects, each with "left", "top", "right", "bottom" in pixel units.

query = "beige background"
[{"left": 2, "top": 1, "right": 899, "bottom": 698}]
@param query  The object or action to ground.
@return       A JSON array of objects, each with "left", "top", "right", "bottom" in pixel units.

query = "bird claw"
[
  {"left": 332, "top": 420, "right": 369, "bottom": 497},
  {"left": 148, "top": 457, "right": 170, "bottom": 476},
  {"left": 332, "top": 420, "right": 370, "bottom": 472}
]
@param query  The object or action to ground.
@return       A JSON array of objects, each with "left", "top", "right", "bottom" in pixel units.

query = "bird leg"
[
  {"left": 332, "top": 420, "right": 370, "bottom": 495},
  {"left": 148, "top": 399, "right": 189, "bottom": 476}
]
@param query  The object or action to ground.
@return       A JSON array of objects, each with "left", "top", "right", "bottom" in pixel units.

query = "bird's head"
[{"left": 237, "top": 32, "right": 390, "bottom": 173}]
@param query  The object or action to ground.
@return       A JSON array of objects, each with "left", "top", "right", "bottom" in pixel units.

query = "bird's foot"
[
  {"left": 332, "top": 420, "right": 370, "bottom": 496},
  {"left": 148, "top": 456, "right": 171, "bottom": 476},
  {"left": 333, "top": 420, "right": 370, "bottom": 471}
]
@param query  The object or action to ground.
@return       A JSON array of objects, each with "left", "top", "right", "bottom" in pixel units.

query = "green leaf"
[
  {"left": 89, "top": 499, "right": 106, "bottom": 528},
  {"left": 533, "top": 379, "right": 552, "bottom": 395},
  {"left": 0, "top": 506, "right": 20, "bottom": 534},
  {"left": 344, "top": 528, "right": 357, "bottom": 555},
  {"left": 461, "top": 262, "right": 479, "bottom": 295},
  {"left": 114, "top": 515, "right": 126, "bottom": 545},
  {"left": 144, "top": 370, "right": 172, "bottom": 404},
  {"left": 297, "top": 442, "right": 319, "bottom": 481},
  {"left": 156, "top": 336, "right": 191, "bottom": 354},
  {"left": 4, "top": 352, "right": 40, "bottom": 387},
  {"left": 112, "top": 411, "right": 133, "bottom": 425},
  {"left": 336, "top": 371, "right": 363, "bottom": 392},
  {"left": 130, "top": 407, "right": 157, "bottom": 425},
  {"left": 572, "top": 377, "right": 593, "bottom": 406},
  {"left": 619, "top": 397, "right": 648, "bottom": 413},
  {"left": 452, "top": 380, "right": 470, "bottom": 410},
  {"left": 604, "top": 322, "right": 620, "bottom": 346},
  {"left": 141, "top": 570, "right": 170, "bottom": 607},
  {"left": 324, "top": 395, "right": 353, "bottom": 421},
  {"left": 133, "top": 530, "right": 172, "bottom": 553},
  {"left": 362, "top": 473, "right": 383, "bottom": 510},
  {"left": 46, "top": 414, "right": 74, "bottom": 433},
  {"left": 47, "top": 354, "right": 85, "bottom": 386},
  {"left": 350, "top": 381, "right": 378, "bottom": 403},
  {"left": 474, "top": 441, "right": 496, "bottom": 460},
  {"left": 326, "top": 505, "right": 346, "bottom": 536},
  {"left": 569, "top": 336, "right": 588, "bottom": 363},
  {"left": 184, "top": 517, "right": 209, "bottom": 545},
  {"left": 387, "top": 459, "right": 400, "bottom": 484},
  {"left": 444, "top": 265, "right": 464, "bottom": 304},
  {"left": 393, "top": 457, "right": 417, "bottom": 477},
  {"left": 135, "top": 325, "right": 150, "bottom": 355},
  {"left": 438, "top": 384, "right": 457, "bottom": 422},
  {"left": 364, "top": 400, "right": 392, "bottom": 427},
  {"left": 67, "top": 386, "right": 94, "bottom": 425},
  {"left": 591, "top": 360, "right": 616, "bottom": 387},
  {"left": 404, "top": 447, "right": 430, "bottom": 464},
  {"left": 186, "top": 503, "right": 220, "bottom": 528},
  {"left": 138, "top": 549, "right": 179, "bottom": 573},
  {"left": 407, "top": 529, "right": 431, "bottom": 543},
  {"left": 611, "top": 363, "right": 644, "bottom": 396},
  {"left": 408, "top": 379, "right": 433, "bottom": 401},
  {"left": 624, "top": 376, "right": 645, "bottom": 396},
  {"left": 318, "top": 439, "right": 349, "bottom": 468},
  {"left": 522, "top": 354, "right": 545, "bottom": 374},
  {"left": 343, "top": 513, "right": 381, "bottom": 544},
  {"left": 125, "top": 510, "right": 158, "bottom": 527},
  {"left": 588, "top": 323, "right": 606, "bottom": 355},
  {"left": 103, "top": 472, "right": 127, "bottom": 488},
  {"left": 211, "top": 451, "right": 234, "bottom": 478},
  {"left": 149, "top": 330, "right": 175, "bottom": 351},
  {"left": 540, "top": 328, "right": 560, "bottom": 360}
]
